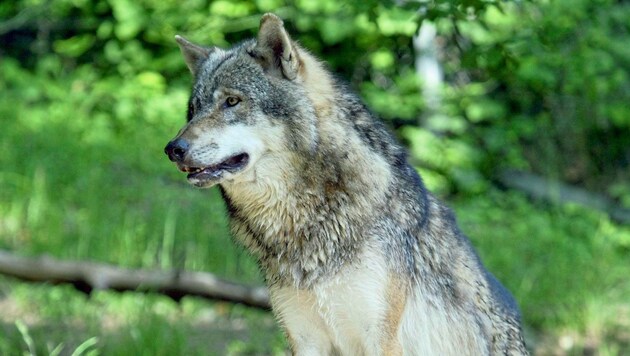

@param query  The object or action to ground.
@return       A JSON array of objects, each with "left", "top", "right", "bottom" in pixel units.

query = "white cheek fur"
[{"left": 191, "top": 123, "right": 265, "bottom": 166}]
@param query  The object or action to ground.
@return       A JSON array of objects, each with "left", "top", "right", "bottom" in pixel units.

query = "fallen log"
[
  {"left": 497, "top": 169, "right": 630, "bottom": 225},
  {"left": 0, "top": 249, "right": 270, "bottom": 310}
]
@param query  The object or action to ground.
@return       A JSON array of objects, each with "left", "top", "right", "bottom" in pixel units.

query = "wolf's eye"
[{"left": 225, "top": 96, "right": 241, "bottom": 107}]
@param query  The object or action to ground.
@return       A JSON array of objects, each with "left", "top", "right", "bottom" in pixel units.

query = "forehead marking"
[
  {"left": 193, "top": 50, "right": 238, "bottom": 104},
  {"left": 200, "top": 50, "right": 235, "bottom": 80},
  {"left": 189, "top": 51, "right": 236, "bottom": 118}
]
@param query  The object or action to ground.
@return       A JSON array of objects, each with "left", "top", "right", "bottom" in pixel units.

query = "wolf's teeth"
[
  {"left": 183, "top": 167, "right": 202, "bottom": 173},
  {"left": 187, "top": 167, "right": 203, "bottom": 174}
]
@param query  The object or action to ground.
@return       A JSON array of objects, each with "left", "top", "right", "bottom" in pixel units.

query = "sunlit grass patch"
[{"left": 0, "top": 280, "right": 285, "bottom": 355}]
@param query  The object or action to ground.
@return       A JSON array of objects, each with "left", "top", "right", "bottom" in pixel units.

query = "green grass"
[
  {"left": 0, "top": 59, "right": 284, "bottom": 355},
  {"left": 454, "top": 192, "right": 630, "bottom": 354},
  {"left": 0, "top": 281, "right": 284, "bottom": 355},
  {"left": 1, "top": 59, "right": 629, "bottom": 355}
]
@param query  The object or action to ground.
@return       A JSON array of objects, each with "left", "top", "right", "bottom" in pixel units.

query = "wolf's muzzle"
[{"left": 165, "top": 138, "right": 189, "bottom": 162}]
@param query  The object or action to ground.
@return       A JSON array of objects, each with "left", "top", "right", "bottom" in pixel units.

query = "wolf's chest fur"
[
  {"left": 166, "top": 12, "right": 528, "bottom": 356},
  {"left": 220, "top": 149, "right": 508, "bottom": 354},
  {"left": 221, "top": 115, "right": 394, "bottom": 288},
  {"left": 269, "top": 245, "right": 493, "bottom": 356}
]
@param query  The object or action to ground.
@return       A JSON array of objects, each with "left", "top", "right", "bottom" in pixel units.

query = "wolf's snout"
[{"left": 165, "top": 138, "right": 189, "bottom": 162}]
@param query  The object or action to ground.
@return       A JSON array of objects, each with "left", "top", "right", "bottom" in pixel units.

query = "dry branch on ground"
[{"left": 0, "top": 249, "right": 270, "bottom": 310}]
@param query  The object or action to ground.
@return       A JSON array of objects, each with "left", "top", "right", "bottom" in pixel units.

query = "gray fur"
[{"left": 166, "top": 13, "right": 528, "bottom": 355}]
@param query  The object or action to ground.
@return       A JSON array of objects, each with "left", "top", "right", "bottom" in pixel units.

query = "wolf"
[{"left": 164, "top": 13, "right": 528, "bottom": 355}]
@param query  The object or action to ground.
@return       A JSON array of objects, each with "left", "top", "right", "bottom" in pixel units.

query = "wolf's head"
[{"left": 165, "top": 13, "right": 323, "bottom": 188}]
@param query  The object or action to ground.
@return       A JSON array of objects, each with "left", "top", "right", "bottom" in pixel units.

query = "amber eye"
[{"left": 225, "top": 96, "right": 240, "bottom": 107}]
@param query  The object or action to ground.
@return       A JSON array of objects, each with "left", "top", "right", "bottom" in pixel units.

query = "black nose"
[{"left": 165, "top": 138, "right": 189, "bottom": 162}]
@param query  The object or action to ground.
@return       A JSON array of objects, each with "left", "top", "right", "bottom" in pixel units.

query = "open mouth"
[{"left": 180, "top": 153, "right": 249, "bottom": 186}]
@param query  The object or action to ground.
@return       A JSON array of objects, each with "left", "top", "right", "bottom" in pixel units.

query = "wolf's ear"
[
  {"left": 250, "top": 13, "right": 300, "bottom": 80},
  {"left": 175, "top": 35, "right": 212, "bottom": 76}
]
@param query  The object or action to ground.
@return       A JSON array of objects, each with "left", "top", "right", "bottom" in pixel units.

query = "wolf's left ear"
[
  {"left": 175, "top": 35, "right": 212, "bottom": 76},
  {"left": 250, "top": 13, "right": 300, "bottom": 80}
]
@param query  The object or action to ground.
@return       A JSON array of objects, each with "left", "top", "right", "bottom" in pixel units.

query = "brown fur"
[{"left": 381, "top": 276, "right": 407, "bottom": 356}]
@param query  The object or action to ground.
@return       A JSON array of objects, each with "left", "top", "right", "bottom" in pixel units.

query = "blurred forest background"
[{"left": 1, "top": 0, "right": 629, "bottom": 354}]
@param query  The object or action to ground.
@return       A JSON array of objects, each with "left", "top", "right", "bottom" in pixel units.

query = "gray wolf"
[{"left": 164, "top": 13, "right": 528, "bottom": 355}]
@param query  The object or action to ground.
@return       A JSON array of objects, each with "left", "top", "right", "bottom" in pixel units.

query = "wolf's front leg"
[
  {"left": 285, "top": 329, "right": 335, "bottom": 356},
  {"left": 271, "top": 287, "right": 335, "bottom": 355}
]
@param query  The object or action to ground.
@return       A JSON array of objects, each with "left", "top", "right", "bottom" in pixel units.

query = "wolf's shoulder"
[{"left": 327, "top": 85, "right": 409, "bottom": 170}]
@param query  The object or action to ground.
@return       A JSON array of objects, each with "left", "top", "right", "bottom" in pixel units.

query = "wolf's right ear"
[
  {"left": 249, "top": 13, "right": 300, "bottom": 80},
  {"left": 175, "top": 35, "right": 212, "bottom": 76}
]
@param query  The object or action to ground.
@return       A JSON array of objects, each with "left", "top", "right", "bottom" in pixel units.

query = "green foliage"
[
  {"left": 431, "top": 0, "right": 630, "bottom": 191},
  {"left": 1, "top": 0, "right": 630, "bottom": 354}
]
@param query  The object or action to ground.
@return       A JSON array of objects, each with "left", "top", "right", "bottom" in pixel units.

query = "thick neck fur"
[{"left": 221, "top": 49, "right": 396, "bottom": 288}]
